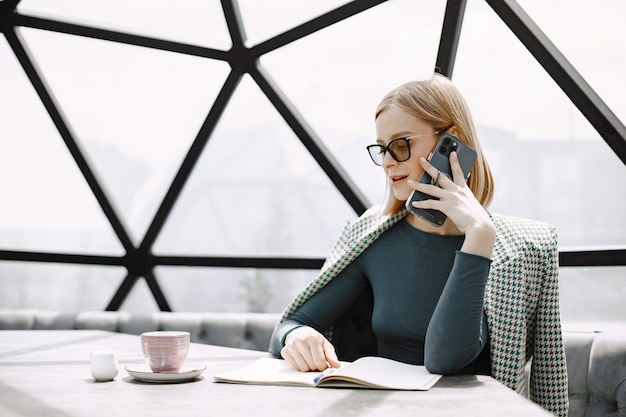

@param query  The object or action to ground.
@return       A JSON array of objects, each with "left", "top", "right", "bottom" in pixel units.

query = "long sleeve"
[
  {"left": 269, "top": 319, "right": 304, "bottom": 357},
  {"left": 269, "top": 262, "right": 368, "bottom": 358},
  {"left": 424, "top": 251, "right": 491, "bottom": 374}
]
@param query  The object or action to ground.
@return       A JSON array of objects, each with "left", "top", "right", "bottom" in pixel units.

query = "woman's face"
[{"left": 375, "top": 105, "right": 439, "bottom": 202}]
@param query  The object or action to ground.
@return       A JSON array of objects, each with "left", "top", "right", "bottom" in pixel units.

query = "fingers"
[
  {"left": 418, "top": 152, "right": 463, "bottom": 188},
  {"left": 412, "top": 152, "right": 490, "bottom": 237},
  {"left": 323, "top": 339, "right": 341, "bottom": 368},
  {"left": 411, "top": 158, "right": 446, "bottom": 199},
  {"left": 410, "top": 153, "right": 468, "bottom": 212},
  {"left": 448, "top": 151, "right": 466, "bottom": 185},
  {"left": 418, "top": 157, "right": 449, "bottom": 191},
  {"left": 281, "top": 327, "right": 337, "bottom": 372}
]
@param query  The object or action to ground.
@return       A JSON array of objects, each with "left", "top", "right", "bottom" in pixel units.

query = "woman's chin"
[{"left": 393, "top": 189, "right": 413, "bottom": 203}]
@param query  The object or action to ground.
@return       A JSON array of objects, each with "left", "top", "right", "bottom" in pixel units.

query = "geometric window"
[{"left": 1, "top": 0, "right": 625, "bottom": 320}]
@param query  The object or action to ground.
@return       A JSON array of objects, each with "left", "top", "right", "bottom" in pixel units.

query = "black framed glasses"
[{"left": 366, "top": 130, "right": 444, "bottom": 166}]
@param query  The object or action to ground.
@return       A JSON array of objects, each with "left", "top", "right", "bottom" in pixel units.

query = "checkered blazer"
[{"left": 279, "top": 206, "right": 568, "bottom": 416}]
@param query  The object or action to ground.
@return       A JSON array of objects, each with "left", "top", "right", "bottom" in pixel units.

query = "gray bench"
[
  {"left": 0, "top": 310, "right": 280, "bottom": 352},
  {"left": 562, "top": 329, "right": 626, "bottom": 417},
  {"left": 1, "top": 310, "right": 625, "bottom": 417}
]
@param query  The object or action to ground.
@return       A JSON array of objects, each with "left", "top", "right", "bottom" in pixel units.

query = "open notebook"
[{"left": 213, "top": 357, "right": 442, "bottom": 390}]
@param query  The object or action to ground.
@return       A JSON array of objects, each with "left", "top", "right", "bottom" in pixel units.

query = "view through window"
[{"left": 1, "top": 0, "right": 624, "bottom": 321}]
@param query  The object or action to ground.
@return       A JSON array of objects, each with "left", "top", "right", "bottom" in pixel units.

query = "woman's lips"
[{"left": 389, "top": 175, "right": 408, "bottom": 185}]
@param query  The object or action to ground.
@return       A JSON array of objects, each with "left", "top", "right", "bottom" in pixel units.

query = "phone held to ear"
[{"left": 405, "top": 135, "right": 477, "bottom": 227}]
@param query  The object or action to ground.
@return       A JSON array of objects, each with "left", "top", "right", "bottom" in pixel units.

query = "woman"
[{"left": 269, "top": 74, "right": 568, "bottom": 416}]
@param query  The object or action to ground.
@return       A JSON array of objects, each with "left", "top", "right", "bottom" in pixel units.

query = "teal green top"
[{"left": 271, "top": 219, "right": 491, "bottom": 374}]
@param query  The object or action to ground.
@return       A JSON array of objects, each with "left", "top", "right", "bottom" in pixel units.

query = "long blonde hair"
[{"left": 375, "top": 73, "right": 494, "bottom": 214}]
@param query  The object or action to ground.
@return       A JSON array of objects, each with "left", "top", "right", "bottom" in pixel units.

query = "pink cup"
[{"left": 140, "top": 331, "right": 190, "bottom": 373}]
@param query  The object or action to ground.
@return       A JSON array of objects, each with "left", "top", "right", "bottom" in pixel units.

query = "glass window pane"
[
  {"left": 0, "top": 37, "right": 123, "bottom": 255},
  {"left": 156, "top": 266, "right": 316, "bottom": 313},
  {"left": 560, "top": 267, "right": 626, "bottom": 323},
  {"left": 518, "top": 0, "right": 626, "bottom": 127},
  {"left": 3, "top": 1, "right": 624, "bottom": 316},
  {"left": 238, "top": 0, "right": 348, "bottom": 45},
  {"left": 0, "top": 262, "right": 126, "bottom": 310},
  {"left": 454, "top": 0, "right": 626, "bottom": 247},
  {"left": 154, "top": 75, "right": 355, "bottom": 257},
  {"left": 20, "top": 27, "right": 231, "bottom": 244},
  {"left": 118, "top": 278, "right": 161, "bottom": 313},
  {"left": 18, "top": 0, "right": 232, "bottom": 49},
  {"left": 261, "top": 0, "right": 447, "bottom": 206}
]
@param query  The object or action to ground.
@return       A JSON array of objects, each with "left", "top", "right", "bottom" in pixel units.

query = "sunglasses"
[{"left": 366, "top": 129, "right": 447, "bottom": 166}]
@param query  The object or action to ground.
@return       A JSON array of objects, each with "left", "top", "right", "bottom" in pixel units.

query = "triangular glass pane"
[
  {"left": 0, "top": 262, "right": 126, "bottom": 310},
  {"left": 118, "top": 277, "right": 161, "bottom": 313},
  {"left": 260, "top": 0, "right": 447, "bottom": 205},
  {"left": 238, "top": 0, "right": 349, "bottom": 45},
  {"left": 518, "top": 0, "right": 626, "bottom": 127},
  {"left": 154, "top": 75, "right": 355, "bottom": 257},
  {"left": 20, "top": 27, "right": 231, "bottom": 245},
  {"left": 0, "top": 37, "right": 123, "bottom": 255},
  {"left": 454, "top": 0, "right": 626, "bottom": 247},
  {"left": 18, "top": 0, "right": 231, "bottom": 50}
]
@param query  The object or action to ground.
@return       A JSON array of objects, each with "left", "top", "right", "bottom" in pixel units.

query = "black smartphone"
[{"left": 405, "top": 135, "right": 477, "bottom": 226}]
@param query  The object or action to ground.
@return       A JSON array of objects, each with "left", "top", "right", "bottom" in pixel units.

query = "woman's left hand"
[{"left": 408, "top": 152, "right": 496, "bottom": 258}]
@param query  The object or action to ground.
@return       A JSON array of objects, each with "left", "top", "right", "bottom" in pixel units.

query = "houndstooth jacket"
[{"left": 278, "top": 206, "right": 568, "bottom": 416}]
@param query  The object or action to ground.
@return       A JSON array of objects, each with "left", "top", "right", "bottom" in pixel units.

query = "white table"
[{"left": 0, "top": 330, "right": 553, "bottom": 417}]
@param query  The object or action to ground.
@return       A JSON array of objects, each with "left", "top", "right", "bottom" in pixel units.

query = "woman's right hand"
[{"left": 280, "top": 326, "right": 341, "bottom": 371}]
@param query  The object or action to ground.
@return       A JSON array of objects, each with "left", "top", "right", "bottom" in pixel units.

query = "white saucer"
[{"left": 125, "top": 363, "right": 207, "bottom": 383}]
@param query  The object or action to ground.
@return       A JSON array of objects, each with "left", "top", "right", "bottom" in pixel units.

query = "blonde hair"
[{"left": 375, "top": 73, "right": 494, "bottom": 214}]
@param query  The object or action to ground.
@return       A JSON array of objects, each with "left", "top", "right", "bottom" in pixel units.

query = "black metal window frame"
[{"left": 0, "top": 0, "right": 624, "bottom": 311}]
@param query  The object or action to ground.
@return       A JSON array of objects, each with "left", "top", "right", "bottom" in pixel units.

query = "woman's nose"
[{"left": 381, "top": 151, "right": 397, "bottom": 168}]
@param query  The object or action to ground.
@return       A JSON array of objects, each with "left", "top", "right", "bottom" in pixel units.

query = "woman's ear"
[{"left": 446, "top": 125, "right": 459, "bottom": 138}]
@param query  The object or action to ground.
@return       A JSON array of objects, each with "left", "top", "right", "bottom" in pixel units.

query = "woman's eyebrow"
[{"left": 376, "top": 131, "right": 416, "bottom": 144}]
